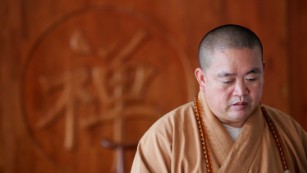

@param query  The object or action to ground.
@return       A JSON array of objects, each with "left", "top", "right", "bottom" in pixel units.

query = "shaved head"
[{"left": 198, "top": 24, "right": 263, "bottom": 70}]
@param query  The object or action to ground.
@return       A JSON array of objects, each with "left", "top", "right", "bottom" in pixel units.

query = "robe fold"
[{"left": 131, "top": 92, "right": 307, "bottom": 172}]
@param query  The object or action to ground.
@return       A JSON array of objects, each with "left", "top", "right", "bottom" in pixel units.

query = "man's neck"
[{"left": 223, "top": 124, "right": 242, "bottom": 140}]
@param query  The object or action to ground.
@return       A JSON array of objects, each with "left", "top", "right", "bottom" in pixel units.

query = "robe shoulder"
[
  {"left": 131, "top": 101, "right": 203, "bottom": 173},
  {"left": 262, "top": 105, "right": 307, "bottom": 170}
]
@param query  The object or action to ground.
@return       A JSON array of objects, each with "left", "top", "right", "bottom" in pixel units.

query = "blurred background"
[{"left": 1, "top": 0, "right": 306, "bottom": 172}]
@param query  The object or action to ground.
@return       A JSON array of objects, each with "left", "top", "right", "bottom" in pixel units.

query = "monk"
[{"left": 131, "top": 24, "right": 307, "bottom": 172}]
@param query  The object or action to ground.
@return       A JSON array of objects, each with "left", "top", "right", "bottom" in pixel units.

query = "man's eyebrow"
[
  {"left": 217, "top": 68, "right": 262, "bottom": 78},
  {"left": 217, "top": 72, "right": 235, "bottom": 78},
  {"left": 246, "top": 68, "right": 262, "bottom": 75}
]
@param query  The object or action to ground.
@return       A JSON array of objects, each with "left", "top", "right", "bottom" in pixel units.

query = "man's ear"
[{"left": 195, "top": 68, "right": 206, "bottom": 92}]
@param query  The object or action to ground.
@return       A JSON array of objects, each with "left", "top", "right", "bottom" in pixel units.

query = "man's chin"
[{"left": 228, "top": 111, "right": 251, "bottom": 122}]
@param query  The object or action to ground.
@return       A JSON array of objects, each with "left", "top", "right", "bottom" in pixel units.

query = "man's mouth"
[
  {"left": 233, "top": 102, "right": 248, "bottom": 106},
  {"left": 231, "top": 102, "right": 249, "bottom": 110}
]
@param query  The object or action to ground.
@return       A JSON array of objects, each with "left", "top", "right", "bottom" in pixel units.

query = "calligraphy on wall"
[{"left": 21, "top": 6, "right": 195, "bottom": 172}]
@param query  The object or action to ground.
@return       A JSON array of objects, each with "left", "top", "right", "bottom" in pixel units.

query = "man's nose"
[{"left": 234, "top": 80, "right": 249, "bottom": 96}]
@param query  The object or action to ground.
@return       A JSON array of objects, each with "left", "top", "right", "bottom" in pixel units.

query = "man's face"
[{"left": 195, "top": 47, "right": 264, "bottom": 127}]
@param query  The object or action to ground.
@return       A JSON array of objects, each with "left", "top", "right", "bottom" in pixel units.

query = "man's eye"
[
  {"left": 223, "top": 80, "right": 234, "bottom": 84},
  {"left": 246, "top": 78, "right": 257, "bottom": 81}
]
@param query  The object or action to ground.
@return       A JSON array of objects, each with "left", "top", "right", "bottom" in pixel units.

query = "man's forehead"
[
  {"left": 211, "top": 47, "right": 263, "bottom": 63},
  {"left": 212, "top": 46, "right": 262, "bottom": 55}
]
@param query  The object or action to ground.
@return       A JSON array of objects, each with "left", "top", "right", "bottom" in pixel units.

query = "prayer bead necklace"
[
  {"left": 193, "top": 97, "right": 289, "bottom": 173},
  {"left": 261, "top": 107, "right": 289, "bottom": 172},
  {"left": 193, "top": 97, "right": 212, "bottom": 172}
]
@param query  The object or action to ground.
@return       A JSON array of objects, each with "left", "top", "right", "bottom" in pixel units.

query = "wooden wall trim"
[{"left": 288, "top": 0, "right": 307, "bottom": 130}]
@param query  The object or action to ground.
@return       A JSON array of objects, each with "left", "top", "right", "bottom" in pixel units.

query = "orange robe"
[{"left": 131, "top": 92, "right": 307, "bottom": 172}]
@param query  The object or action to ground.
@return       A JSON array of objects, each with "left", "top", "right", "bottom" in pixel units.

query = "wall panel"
[{"left": 1, "top": 0, "right": 305, "bottom": 172}]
